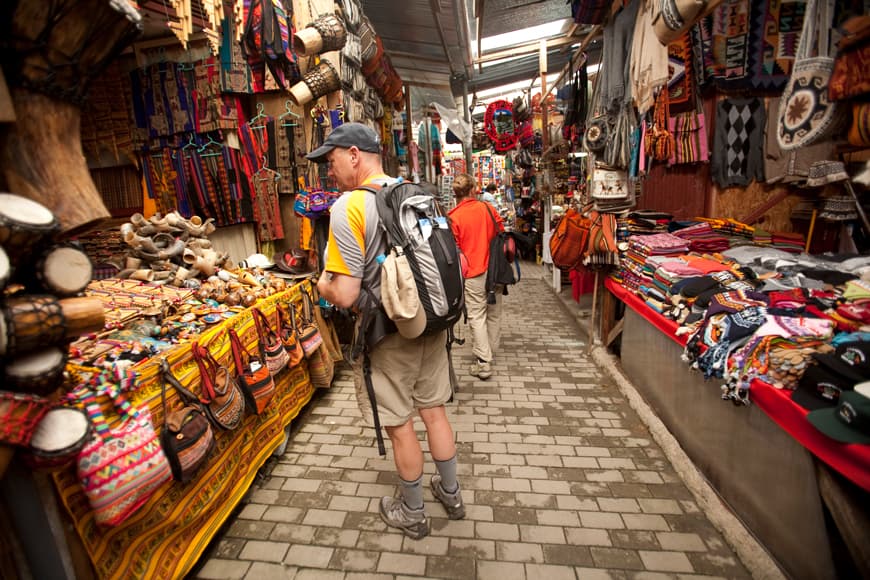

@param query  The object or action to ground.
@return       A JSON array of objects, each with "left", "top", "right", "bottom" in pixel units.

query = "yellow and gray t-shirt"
[{"left": 324, "top": 175, "right": 396, "bottom": 310}]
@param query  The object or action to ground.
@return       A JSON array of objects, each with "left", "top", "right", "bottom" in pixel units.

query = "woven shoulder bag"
[
  {"left": 76, "top": 385, "right": 171, "bottom": 526},
  {"left": 159, "top": 360, "right": 215, "bottom": 483},
  {"left": 277, "top": 303, "right": 305, "bottom": 368},
  {"left": 191, "top": 342, "right": 245, "bottom": 430},
  {"left": 252, "top": 307, "right": 290, "bottom": 375},
  {"left": 228, "top": 328, "right": 276, "bottom": 415}
]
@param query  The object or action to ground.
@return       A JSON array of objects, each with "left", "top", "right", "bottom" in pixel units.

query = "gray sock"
[
  {"left": 434, "top": 455, "right": 459, "bottom": 493},
  {"left": 399, "top": 474, "right": 424, "bottom": 510}
]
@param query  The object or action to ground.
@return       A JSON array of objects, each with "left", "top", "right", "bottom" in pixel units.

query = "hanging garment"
[
  {"left": 711, "top": 97, "right": 766, "bottom": 188},
  {"left": 251, "top": 170, "right": 284, "bottom": 241},
  {"left": 630, "top": 0, "right": 669, "bottom": 116}
]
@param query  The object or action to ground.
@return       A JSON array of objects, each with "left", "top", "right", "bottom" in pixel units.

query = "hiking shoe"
[
  {"left": 431, "top": 474, "right": 466, "bottom": 520},
  {"left": 379, "top": 497, "right": 429, "bottom": 539},
  {"left": 469, "top": 360, "right": 492, "bottom": 380}
]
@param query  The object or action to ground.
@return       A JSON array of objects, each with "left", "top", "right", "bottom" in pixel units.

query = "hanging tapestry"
[
  {"left": 220, "top": 15, "right": 253, "bottom": 93},
  {"left": 667, "top": 33, "right": 696, "bottom": 114},
  {"left": 711, "top": 97, "right": 766, "bottom": 188},
  {"left": 693, "top": 0, "right": 807, "bottom": 92},
  {"left": 190, "top": 57, "right": 244, "bottom": 132}
]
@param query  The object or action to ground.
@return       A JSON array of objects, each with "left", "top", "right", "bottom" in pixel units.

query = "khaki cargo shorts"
[{"left": 352, "top": 329, "right": 450, "bottom": 427}]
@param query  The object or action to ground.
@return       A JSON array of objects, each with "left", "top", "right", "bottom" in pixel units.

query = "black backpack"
[
  {"left": 361, "top": 181, "right": 465, "bottom": 336},
  {"left": 482, "top": 202, "right": 521, "bottom": 303}
]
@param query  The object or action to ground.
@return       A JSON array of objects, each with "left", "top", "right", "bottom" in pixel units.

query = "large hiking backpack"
[{"left": 361, "top": 182, "right": 464, "bottom": 335}]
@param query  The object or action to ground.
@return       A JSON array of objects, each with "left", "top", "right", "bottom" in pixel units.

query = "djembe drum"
[
  {"left": 0, "top": 0, "right": 143, "bottom": 236},
  {"left": 0, "top": 295, "right": 105, "bottom": 357},
  {"left": 294, "top": 13, "right": 348, "bottom": 56}
]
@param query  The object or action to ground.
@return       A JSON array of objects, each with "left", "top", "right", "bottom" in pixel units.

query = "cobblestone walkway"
[{"left": 195, "top": 267, "right": 752, "bottom": 580}]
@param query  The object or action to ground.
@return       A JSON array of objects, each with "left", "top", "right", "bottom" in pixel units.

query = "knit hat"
[{"left": 380, "top": 253, "right": 425, "bottom": 339}]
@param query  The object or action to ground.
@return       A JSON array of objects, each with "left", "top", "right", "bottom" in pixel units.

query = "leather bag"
[
  {"left": 549, "top": 208, "right": 592, "bottom": 270},
  {"left": 191, "top": 342, "right": 246, "bottom": 430},
  {"left": 159, "top": 361, "right": 215, "bottom": 483},
  {"left": 228, "top": 329, "right": 276, "bottom": 415}
]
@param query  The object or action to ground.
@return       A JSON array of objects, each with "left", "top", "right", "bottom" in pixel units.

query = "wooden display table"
[{"left": 3, "top": 281, "right": 320, "bottom": 579}]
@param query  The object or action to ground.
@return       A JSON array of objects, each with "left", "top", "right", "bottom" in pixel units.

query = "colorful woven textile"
[
  {"left": 54, "top": 284, "right": 317, "bottom": 580},
  {"left": 667, "top": 33, "right": 696, "bottom": 114},
  {"left": 696, "top": 0, "right": 807, "bottom": 92}
]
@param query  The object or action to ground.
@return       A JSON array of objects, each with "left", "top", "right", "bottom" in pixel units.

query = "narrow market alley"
[{"left": 194, "top": 264, "right": 755, "bottom": 580}]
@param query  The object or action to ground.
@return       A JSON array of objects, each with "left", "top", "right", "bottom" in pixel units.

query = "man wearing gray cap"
[{"left": 310, "top": 123, "right": 465, "bottom": 540}]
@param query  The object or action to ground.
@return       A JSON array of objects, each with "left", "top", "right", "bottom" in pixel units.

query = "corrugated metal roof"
[{"left": 361, "top": 0, "right": 594, "bottom": 110}]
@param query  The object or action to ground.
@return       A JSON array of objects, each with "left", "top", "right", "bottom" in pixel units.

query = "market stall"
[
  {"left": 0, "top": 0, "right": 404, "bottom": 577},
  {"left": 49, "top": 281, "right": 318, "bottom": 580},
  {"left": 590, "top": 229, "right": 870, "bottom": 580}
]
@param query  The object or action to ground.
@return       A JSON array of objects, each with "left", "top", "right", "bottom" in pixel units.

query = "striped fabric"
[{"left": 669, "top": 111, "right": 708, "bottom": 165}]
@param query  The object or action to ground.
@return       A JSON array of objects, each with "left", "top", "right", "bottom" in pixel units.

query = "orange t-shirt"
[{"left": 448, "top": 199, "right": 503, "bottom": 278}]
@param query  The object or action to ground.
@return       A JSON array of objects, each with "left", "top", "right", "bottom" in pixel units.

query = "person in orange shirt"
[{"left": 448, "top": 173, "right": 504, "bottom": 380}]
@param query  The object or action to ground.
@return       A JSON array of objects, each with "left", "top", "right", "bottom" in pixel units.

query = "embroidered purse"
[
  {"left": 159, "top": 360, "right": 215, "bottom": 483},
  {"left": 191, "top": 341, "right": 246, "bottom": 430},
  {"left": 297, "top": 291, "right": 324, "bottom": 358},
  {"left": 277, "top": 303, "right": 305, "bottom": 368},
  {"left": 777, "top": 0, "right": 844, "bottom": 150},
  {"left": 228, "top": 329, "right": 276, "bottom": 415},
  {"left": 589, "top": 164, "right": 630, "bottom": 200},
  {"left": 252, "top": 307, "right": 290, "bottom": 375},
  {"left": 76, "top": 385, "right": 172, "bottom": 527}
]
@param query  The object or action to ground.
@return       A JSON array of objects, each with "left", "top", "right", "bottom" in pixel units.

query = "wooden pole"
[
  {"left": 539, "top": 39, "right": 548, "bottom": 153},
  {"left": 588, "top": 270, "right": 599, "bottom": 353},
  {"left": 805, "top": 209, "right": 818, "bottom": 253}
]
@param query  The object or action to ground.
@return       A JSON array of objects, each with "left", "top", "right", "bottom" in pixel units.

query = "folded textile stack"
[
  {"left": 752, "top": 228, "right": 772, "bottom": 246},
  {"left": 672, "top": 222, "right": 730, "bottom": 253},
  {"left": 771, "top": 232, "right": 806, "bottom": 254},
  {"left": 694, "top": 217, "right": 755, "bottom": 247},
  {"left": 621, "top": 233, "right": 690, "bottom": 293},
  {"left": 618, "top": 211, "right": 673, "bottom": 240}
]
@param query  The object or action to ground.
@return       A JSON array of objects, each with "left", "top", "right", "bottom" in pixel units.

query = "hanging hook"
[
  {"left": 249, "top": 102, "right": 267, "bottom": 127},
  {"left": 279, "top": 99, "right": 300, "bottom": 127}
]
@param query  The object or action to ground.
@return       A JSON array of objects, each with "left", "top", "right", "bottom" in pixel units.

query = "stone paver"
[{"left": 195, "top": 266, "right": 753, "bottom": 579}]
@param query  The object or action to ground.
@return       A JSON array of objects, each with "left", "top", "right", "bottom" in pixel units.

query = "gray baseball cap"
[{"left": 306, "top": 123, "right": 381, "bottom": 163}]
